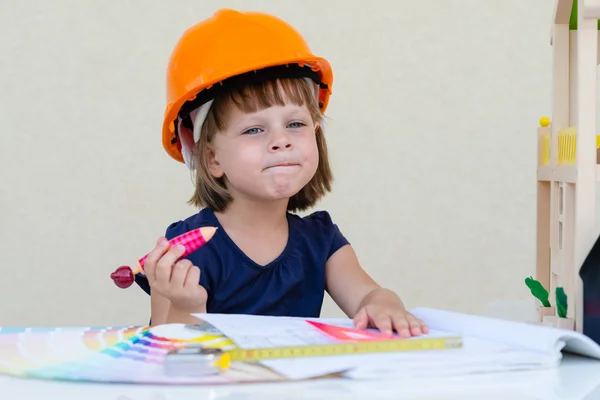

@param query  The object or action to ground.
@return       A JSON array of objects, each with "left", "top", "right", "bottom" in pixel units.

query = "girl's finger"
[
  {"left": 170, "top": 259, "right": 191, "bottom": 289},
  {"left": 155, "top": 244, "right": 186, "bottom": 284},
  {"left": 405, "top": 314, "right": 423, "bottom": 336},
  {"left": 417, "top": 317, "right": 429, "bottom": 334},
  {"left": 184, "top": 265, "right": 201, "bottom": 290},
  {"left": 353, "top": 308, "right": 369, "bottom": 330},
  {"left": 391, "top": 314, "right": 411, "bottom": 338},
  {"left": 372, "top": 313, "right": 393, "bottom": 336},
  {"left": 143, "top": 237, "right": 169, "bottom": 283}
]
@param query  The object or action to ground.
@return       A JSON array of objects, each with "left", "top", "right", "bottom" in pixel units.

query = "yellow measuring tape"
[
  {"left": 227, "top": 335, "right": 463, "bottom": 362},
  {"left": 166, "top": 335, "right": 463, "bottom": 373}
]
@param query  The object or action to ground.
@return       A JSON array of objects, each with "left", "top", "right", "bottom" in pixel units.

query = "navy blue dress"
[{"left": 135, "top": 208, "right": 349, "bottom": 318}]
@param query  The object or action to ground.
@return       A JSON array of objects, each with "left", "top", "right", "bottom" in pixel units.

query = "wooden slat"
[{"left": 572, "top": 11, "right": 598, "bottom": 333}]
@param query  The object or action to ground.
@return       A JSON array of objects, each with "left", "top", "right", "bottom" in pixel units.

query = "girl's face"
[{"left": 207, "top": 99, "right": 319, "bottom": 204}]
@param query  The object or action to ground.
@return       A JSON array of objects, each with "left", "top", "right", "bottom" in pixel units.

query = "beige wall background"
[{"left": 0, "top": 0, "right": 566, "bottom": 327}]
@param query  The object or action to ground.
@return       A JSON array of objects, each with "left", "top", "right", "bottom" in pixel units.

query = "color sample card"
[{"left": 0, "top": 324, "right": 281, "bottom": 384}]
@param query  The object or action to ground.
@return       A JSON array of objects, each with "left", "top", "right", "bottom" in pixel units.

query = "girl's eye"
[
  {"left": 288, "top": 121, "right": 306, "bottom": 128},
  {"left": 242, "top": 127, "right": 262, "bottom": 135}
]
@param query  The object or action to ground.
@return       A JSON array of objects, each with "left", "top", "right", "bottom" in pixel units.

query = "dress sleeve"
[
  {"left": 329, "top": 223, "right": 350, "bottom": 258},
  {"left": 306, "top": 210, "right": 350, "bottom": 259}
]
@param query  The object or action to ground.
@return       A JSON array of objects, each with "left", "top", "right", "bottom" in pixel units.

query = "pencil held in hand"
[{"left": 110, "top": 226, "right": 217, "bottom": 288}]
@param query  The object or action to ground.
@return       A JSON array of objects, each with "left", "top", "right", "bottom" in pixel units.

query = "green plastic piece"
[
  {"left": 525, "top": 276, "right": 551, "bottom": 307},
  {"left": 569, "top": 0, "right": 600, "bottom": 30},
  {"left": 556, "top": 287, "right": 568, "bottom": 318}
]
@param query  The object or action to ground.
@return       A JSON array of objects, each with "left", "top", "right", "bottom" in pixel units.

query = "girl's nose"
[
  {"left": 271, "top": 142, "right": 292, "bottom": 151},
  {"left": 270, "top": 130, "right": 293, "bottom": 151}
]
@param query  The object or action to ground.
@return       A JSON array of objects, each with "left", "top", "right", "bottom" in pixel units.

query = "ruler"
[
  {"left": 225, "top": 335, "right": 463, "bottom": 362},
  {"left": 165, "top": 335, "right": 463, "bottom": 374}
]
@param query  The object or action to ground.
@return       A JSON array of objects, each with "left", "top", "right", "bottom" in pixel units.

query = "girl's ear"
[{"left": 206, "top": 145, "right": 224, "bottom": 178}]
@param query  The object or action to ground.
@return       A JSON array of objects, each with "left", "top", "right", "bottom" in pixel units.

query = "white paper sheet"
[
  {"left": 261, "top": 335, "right": 560, "bottom": 380},
  {"left": 196, "top": 314, "right": 458, "bottom": 349},
  {"left": 194, "top": 310, "right": 596, "bottom": 381},
  {"left": 195, "top": 313, "right": 468, "bottom": 380},
  {"left": 410, "top": 307, "right": 600, "bottom": 359}
]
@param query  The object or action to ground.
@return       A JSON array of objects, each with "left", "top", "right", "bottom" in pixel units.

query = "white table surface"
[
  {"left": 4, "top": 300, "right": 597, "bottom": 399},
  {"left": 1, "top": 353, "right": 600, "bottom": 400}
]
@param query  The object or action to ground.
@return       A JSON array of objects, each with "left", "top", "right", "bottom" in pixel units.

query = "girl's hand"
[
  {"left": 353, "top": 288, "right": 429, "bottom": 338},
  {"left": 143, "top": 237, "right": 208, "bottom": 313}
]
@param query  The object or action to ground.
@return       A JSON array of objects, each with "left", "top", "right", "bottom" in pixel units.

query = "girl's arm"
[
  {"left": 324, "top": 244, "right": 381, "bottom": 317},
  {"left": 150, "top": 290, "right": 207, "bottom": 325},
  {"left": 325, "top": 244, "right": 427, "bottom": 337},
  {"left": 150, "top": 290, "right": 172, "bottom": 326}
]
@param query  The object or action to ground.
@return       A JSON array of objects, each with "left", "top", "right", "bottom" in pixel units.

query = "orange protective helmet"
[{"left": 162, "top": 8, "right": 334, "bottom": 165}]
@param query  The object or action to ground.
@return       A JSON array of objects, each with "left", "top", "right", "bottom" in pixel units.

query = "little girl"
[{"left": 135, "top": 8, "right": 428, "bottom": 338}]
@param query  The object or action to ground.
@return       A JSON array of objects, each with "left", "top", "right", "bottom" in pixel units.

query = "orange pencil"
[{"left": 110, "top": 226, "right": 217, "bottom": 288}]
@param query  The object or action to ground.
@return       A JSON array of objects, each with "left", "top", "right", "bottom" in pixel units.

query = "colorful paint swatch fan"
[{"left": 0, "top": 324, "right": 279, "bottom": 385}]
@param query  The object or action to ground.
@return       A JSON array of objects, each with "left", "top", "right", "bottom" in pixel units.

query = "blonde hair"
[{"left": 188, "top": 77, "right": 333, "bottom": 212}]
